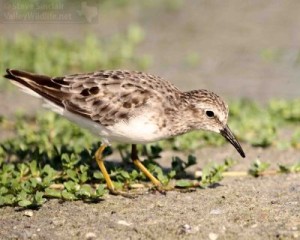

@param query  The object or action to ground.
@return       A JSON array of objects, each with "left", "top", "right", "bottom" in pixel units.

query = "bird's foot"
[{"left": 108, "top": 188, "right": 138, "bottom": 199}]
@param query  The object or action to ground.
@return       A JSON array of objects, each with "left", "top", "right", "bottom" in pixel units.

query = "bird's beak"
[{"left": 220, "top": 125, "right": 245, "bottom": 158}]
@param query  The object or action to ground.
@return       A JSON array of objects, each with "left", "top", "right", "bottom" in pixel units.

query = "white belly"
[{"left": 106, "top": 113, "right": 164, "bottom": 144}]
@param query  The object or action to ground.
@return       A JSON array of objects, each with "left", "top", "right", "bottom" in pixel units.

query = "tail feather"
[
  {"left": 5, "top": 69, "right": 59, "bottom": 89},
  {"left": 4, "top": 69, "right": 66, "bottom": 107}
]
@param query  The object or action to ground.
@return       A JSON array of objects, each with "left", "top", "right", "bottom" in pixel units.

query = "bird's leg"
[
  {"left": 131, "top": 144, "right": 161, "bottom": 188},
  {"left": 95, "top": 144, "right": 136, "bottom": 198},
  {"left": 95, "top": 144, "right": 115, "bottom": 192}
]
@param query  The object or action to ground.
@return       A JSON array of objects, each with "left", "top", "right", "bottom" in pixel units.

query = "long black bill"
[{"left": 220, "top": 125, "right": 245, "bottom": 158}]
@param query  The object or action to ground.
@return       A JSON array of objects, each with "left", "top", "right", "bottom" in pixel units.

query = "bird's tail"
[{"left": 4, "top": 69, "right": 65, "bottom": 107}]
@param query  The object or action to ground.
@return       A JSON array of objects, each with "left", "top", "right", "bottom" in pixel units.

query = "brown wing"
[
  {"left": 4, "top": 69, "right": 181, "bottom": 126},
  {"left": 4, "top": 69, "right": 67, "bottom": 107}
]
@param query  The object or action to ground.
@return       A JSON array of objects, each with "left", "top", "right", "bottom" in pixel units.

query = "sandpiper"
[{"left": 4, "top": 69, "right": 245, "bottom": 194}]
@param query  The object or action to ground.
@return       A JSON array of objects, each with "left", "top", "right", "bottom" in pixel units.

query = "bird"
[{"left": 4, "top": 69, "right": 245, "bottom": 195}]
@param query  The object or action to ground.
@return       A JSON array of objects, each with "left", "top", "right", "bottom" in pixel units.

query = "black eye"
[{"left": 206, "top": 110, "right": 214, "bottom": 118}]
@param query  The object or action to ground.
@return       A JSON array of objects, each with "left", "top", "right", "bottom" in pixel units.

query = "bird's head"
[{"left": 183, "top": 90, "right": 245, "bottom": 158}]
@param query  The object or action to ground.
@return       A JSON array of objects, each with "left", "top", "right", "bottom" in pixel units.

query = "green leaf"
[
  {"left": 278, "top": 164, "right": 290, "bottom": 173},
  {"left": 44, "top": 188, "right": 62, "bottom": 198},
  {"left": 76, "top": 184, "right": 93, "bottom": 198},
  {"left": 66, "top": 170, "right": 78, "bottom": 182},
  {"left": 129, "top": 170, "right": 139, "bottom": 180},
  {"left": 61, "top": 190, "right": 76, "bottom": 200},
  {"left": 113, "top": 181, "right": 123, "bottom": 190},
  {"left": 29, "top": 160, "right": 39, "bottom": 176},
  {"left": 119, "top": 170, "right": 130, "bottom": 180},
  {"left": 168, "top": 170, "right": 176, "bottom": 179},
  {"left": 95, "top": 184, "right": 106, "bottom": 196},
  {"left": 93, "top": 171, "right": 104, "bottom": 180},
  {"left": 248, "top": 159, "right": 270, "bottom": 177},
  {"left": 0, "top": 186, "right": 8, "bottom": 195},
  {"left": 63, "top": 181, "right": 79, "bottom": 192},
  {"left": 278, "top": 162, "right": 300, "bottom": 173},
  {"left": 18, "top": 199, "right": 32, "bottom": 207},
  {"left": 175, "top": 180, "right": 194, "bottom": 188},
  {"left": 34, "top": 191, "right": 45, "bottom": 205},
  {"left": 0, "top": 194, "right": 15, "bottom": 206}
]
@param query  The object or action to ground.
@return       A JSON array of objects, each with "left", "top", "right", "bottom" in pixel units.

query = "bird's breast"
[{"left": 106, "top": 113, "right": 167, "bottom": 144}]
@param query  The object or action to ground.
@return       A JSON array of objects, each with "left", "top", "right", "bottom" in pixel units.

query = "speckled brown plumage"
[{"left": 57, "top": 70, "right": 181, "bottom": 127}]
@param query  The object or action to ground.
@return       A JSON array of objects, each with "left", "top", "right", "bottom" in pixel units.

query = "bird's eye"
[{"left": 205, "top": 110, "right": 214, "bottom": 118}]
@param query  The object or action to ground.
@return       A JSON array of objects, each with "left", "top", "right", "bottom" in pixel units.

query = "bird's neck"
[{"left": 163, "top": 92, "right": 200, "bottom": 137}]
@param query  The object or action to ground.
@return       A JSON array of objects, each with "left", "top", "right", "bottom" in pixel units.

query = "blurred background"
[{"left": 1, "top": 0, "right": 299, "bottom": 111}]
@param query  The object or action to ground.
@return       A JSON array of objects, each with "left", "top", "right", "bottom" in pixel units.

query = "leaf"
[
  {"left": 34, "top": 191, "right": 45, "bottom": 205},
  {"left": 66, "top": 170, "right": 78, "bottom": 182},
  {"left": 29, "top": 160, "right": 39, "bottom": 176},
  {"left": 175, "top": 180, "right": 194, "bottom": 188},
  {"left": 44, "top": 188, "right": 62, "bottom": 198},
  {"left": 18, "top": 199, "right": 32, "bottom": 207},
  {"left": 61, "top": 190, "right": 77, "bottom": 200},
  {"left": 278, "top": 162, "right": 300, "bottom": 173},
  {"left": 113, "top": 181, "right": 124, "bottom": 190},
  {"left": 0, "top": 194, "right": 15, "bottom": 206},
  {"left": 93, "top": 171, "right": 104, "bottom": 180},
  {"left": 129, "top": 170, "right": 139, "bottom": 180},
  {"left": 119, "top": 170, "right": 130, "bottom": 180},
  {"left": 248, "top": 159, "right": 270, "bottom": 177},
  {"left": 63, "top": 181, "right": 79, "bottom": 192},
  {"left": 168, "top": 170, "right": 176, "bottom": 179},
  {"left": 0, "top": 186, "right": 8, "bottom": 195},
  {"left": 76, "top": 184, "right": 93, "bottom": 198},
  {"left": 278, "top": 164, "right": 290, "bottom": 173},
  {"left": 95, "top": 184, "right": 106, "bottom": 196}
]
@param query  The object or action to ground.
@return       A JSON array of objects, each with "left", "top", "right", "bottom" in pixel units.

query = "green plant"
[
  {"left": 248, "top": 159, "right": 271, "bottom": 177},
  {"left": 0, "top": 25, "right": 151, "bottom": 89},
  {"left": 278, "top": 162, "right": 300, "bottom": 173}
]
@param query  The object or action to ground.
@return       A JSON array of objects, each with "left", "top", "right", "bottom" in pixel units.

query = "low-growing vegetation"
[
  {"left": 0, "top": 25, "right": 151, "bottom": 88},
  {"left": 0, "top": 98, "right": 299, "bottom": 208}
]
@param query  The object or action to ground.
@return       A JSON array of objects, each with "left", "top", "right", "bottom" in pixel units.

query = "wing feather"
[{"left": 4, "top": 69, "right": 181, "bottom": 126}]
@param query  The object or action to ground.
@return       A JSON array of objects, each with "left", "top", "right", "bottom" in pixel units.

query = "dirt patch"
[{"left": 0, "top": 170, "right": 299, "bottom": 240}]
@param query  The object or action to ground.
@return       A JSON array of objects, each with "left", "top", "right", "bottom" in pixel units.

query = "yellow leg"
[
  {"left": 131, "top": 144, "right": 161, "bottom": 187},
  {"left": 95, "top": 144, "right": 136, "bottom": 198},
  {"left": 95, "top": 144, "right": 115, "bottom": 192},
  {"left": 132, "top": 159, "right": 161, "bottom": 187}
]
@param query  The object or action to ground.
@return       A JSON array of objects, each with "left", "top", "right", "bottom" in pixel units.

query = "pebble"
[
  {"left": 209, "top": 232, "right": 219, "bottom": 240},
  {"left": 117, "top": 220, "right": 132, "bottom": 226},
  {"left": 179, "top": 224, "right": 199, "bottom": 234},
  {"left": 85, "top": 232, "right": 97, "bottom": 240},
  {"left": 209, "top": 209, "right": 222, "bottom": 215},
  {"left": 31, "top": 233, "right": 39, "bottom": 239},
  {"left": 181, "top": 224, "right": 192, "bottom": 233},
  {"left": 24, "top": 210, "right": 33, "bottom": 217},
  {"left": 251, "top": 223, "right": 258, "bottom": 228}
]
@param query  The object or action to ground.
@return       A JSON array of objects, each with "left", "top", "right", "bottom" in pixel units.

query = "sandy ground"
[
  {"left": 0, "top": 145, "right": 299, "bottom": 240},
  {"left": 1, "top": 1, "right": 300, "bottom": 239},
  {"left": 0, "top": 153, "right": 299, "bottom": 240},
  {"left": 1, "top": 175, "right": 300, "bottom": 240}
]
